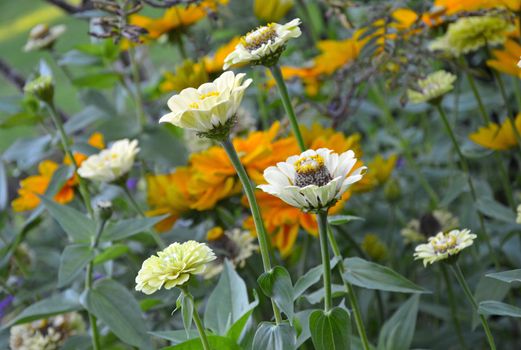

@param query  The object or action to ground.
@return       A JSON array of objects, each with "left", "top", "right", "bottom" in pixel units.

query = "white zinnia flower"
[
  {"left": 159, "top": 71, "right": 252, "bottom": 135},
  {"left": 135, "top": 240, "right": 216, "bottom": 295},
  {"left": 258, "top": 148, "right": 366, "bottom": 212},
  {"left": 24, "top": 24, "right": 66, "bottom": 52},
  {"left": 223, "top": 18, "right": 301, "bottom": 69},
  {"left": 78, "top": 139, "right": 139, "bottom": 183},
  {"left": 413, "top": 229, "right": 477, "bottom": 266}
]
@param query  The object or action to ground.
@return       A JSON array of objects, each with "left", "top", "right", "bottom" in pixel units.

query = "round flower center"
[
  {"left": 189, "top": 91, "right": 220, "bottom": 109},
  {"left": 431, "top": 234, "right": 457, "bottom": 254},
  {"left": 30, "top": 24, "right": 50, "bottom": 40},
  {"left": 242, "top": 24, "right": 277, "bottom": 51},
  {"left": 294, "top": 154, "right": 332, "bottom": 187}
]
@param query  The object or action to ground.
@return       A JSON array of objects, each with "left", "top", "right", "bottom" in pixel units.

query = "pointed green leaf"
[
  {"left": 226, "top": 291, "right": 259, "bottom": 342},
  {"left": 100, "top": 215, "right": 167, "bottom": 242},
  {"left": 258, "top": 266, "right": 294, "bottom": 321},
  {"left": 181, "top": 294, "right": 194, "bottom": 336},
  {"left": 478, "top": 301, "right": 521, "bottom": 318},
  {"left": 58, "top": 244, "right": 94, "bottom": 287},
  {"left": 343, "top": 258, "right": 428, "bottom": 293},
  {"left": 93, "top": 244, "right": 129, "bottom": 265},
  {"left": 310, "top": 307, "right": 351, "bottom": 350},
  {"left": 377, "top": 295, "right": 419, "bottom": 350},
  {"left": 328, "top": 215, "right": 365, "bottom": 226},
  {"left": 476, "top": 197, "right": 516, "bottom": 223},
  {"left": 252, "top": 322, "right": 296, "bottom": 350},
  {"left": 486, "top": 269, "right": 521, "bottom": 284},
  {"left": 162, "top": 335, "right": 241, "bottom": 350}
]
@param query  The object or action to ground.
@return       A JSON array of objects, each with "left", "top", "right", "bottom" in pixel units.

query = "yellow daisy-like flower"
[
  {"left": 414, "top": 229, "right": 476, "bottom": 266},
  {"left": 469, "top": 113, "right": 521, "bottom": 150},
  {"left": 254, "top": 0, "right": 294, "bottom": 23},
  {"left": 159, "top": 60, "right": 209, "bottom": 93},
  {"left": 487, "top": 39, "right": 521, "bottom": 78},
  {"left": 433, "top": 0, "right": 521, "bottom": 14},
  {"left": 429, "top": 15, "right": 514, "bottom": 56},
  {"left": 407, "top": 70, "right": 456, "bottom": 104},
  {"left": 353, "top": 154, "right": 397, "bottom": 192},
  {"left": 361, "top": 234, "right": 388, "bottom": 261},
  {"left": 135, "top": 241, "right": 216, "bottom": 295}
]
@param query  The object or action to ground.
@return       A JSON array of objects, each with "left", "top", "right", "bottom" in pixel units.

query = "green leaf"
[
  {"left": 478, "top": 301, "right": 521, "bottom": 318},
  {"left": 226, "top": 291, "right": 259, "bottom": 342},
  {"left": 58, "top": 244, "right": 95, "bottom": 287},
  {"left": 0, "top": 160, "right": 7, "bottom": 211},
  {"left": 100, "top": 216, "right": 167, "bottom": 242},
  {"left": 181, "top": 294, "right": 193, "bottom": 336},
  {"left": 204, "top": 260, "right": 251, "bottom": 335},
  {"left": 472, "top": 275, "right": 510, "bottom": 329},
  {"left": 475, "top": 197, "right": 516, "bottom": 223},
  {"left": 343, "top": 258, "right": 428, "bottom": 293},
  {"left": 5, "top": 293, "right": 82, "bottom": 328},
  {"left": 150, "top": 330, "right": 198, "bottom": 344},
  {"left": 162, "top": 335, "right": 241, "bottom": 350},
  {"left": 72, "top": 72, "right": 120, "bottom": 89},
  {"left": 486, "top": 269, "right": 521, "bottom": 284},
  {"left": 310, "top": 307, "right": 351, "bottom": 350},
  {"left": 82, "top": 279, "right": 152, "bottom": 348},
  {"left": 377, "top": 295, "right": 419, "bottom": 350},
  {"left": 251, "top": 322, "right": 296, "bottom": 350},
  {"left": 40, "top": 196, "right": 96, "bottom": 242},
  {"left": 93, "top": 244, "right": 129, "bottom": 265},
  {"left": 258, "top": 266, "right": 294, "bottom": 321},
  {"left": 294, "top": 264, "right": 324, "bottom": 300},
  {"left": 303, "top": 284, "right": 345, "bottom": 305},
  {"left": 328, "top": 215, "right": 365, "bottom": 226}
]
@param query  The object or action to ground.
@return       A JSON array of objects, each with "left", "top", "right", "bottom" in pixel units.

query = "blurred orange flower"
[
  {"left": 203, "top": 37, "right": 242, "bottom": 75},
  {"left": 433, "top": 0, "right": 521, "bottom": 14},
  {"left": 487, "top": 39, "right": 521, "bottom": 77},
  {"left": 353, "top": 154, "right": 398, "bottom": 192},
  {"left": 12, "top": 133, "right": 105, "bottom": 212},
  {"left": 469, "top": 114, "right": 521, "bottom": 150}
]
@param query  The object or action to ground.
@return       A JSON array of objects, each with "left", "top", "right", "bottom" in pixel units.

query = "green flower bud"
[{"left": 24, "top": 75, "right": 54, "bottom": 103}]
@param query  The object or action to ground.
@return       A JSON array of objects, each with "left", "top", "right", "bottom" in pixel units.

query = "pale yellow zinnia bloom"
[
  {"left": 407, "top": 70, "right": 456, "bottom": 104},
  {"left": 413, "top": 229, "right": 476, "bottom": 266},
  {"left": 135, "top": 241, "right": 216, "bottom": 295}
]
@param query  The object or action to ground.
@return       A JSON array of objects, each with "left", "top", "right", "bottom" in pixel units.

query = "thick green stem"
[
  {"left": 450, "top": 263, "right": 496, "bottom": 350},
  {"left": 128, "top": 47, "right": 147, "bottom": 128},
  {"left": 121, "top": 184, "right": 165, "bottom": 249},
  {"left": 440, "top": 265, "right": 467, "bottom": 349},
  {"left": 435, "top": 104, "right": 498, "bottom": 267},
  {"left": 317, "top": 211, "right": 332, "bottom": 312},
  {"left": 372, "top": 87, "right": 439, "bottom": 207},
  {"left": 45, "top": 102, "right": 93, "bottom": 217},
  {"left": 270, "top": 65, "right": 306, "bottom": 151},
  {"left": 183, "top": 289, "right": 211, "bottom": 350},
  {"left": 465, "top": 70, "right": 489, "bottom": 123},
  {"left": 221, "top": 138, "right": 282, "bottom": 324},
  {"left": 85, "top": 217, "right": 108, "bottom": 350},
  {"left": 327, "top": 226, "right": 371, "bottom": 350}
]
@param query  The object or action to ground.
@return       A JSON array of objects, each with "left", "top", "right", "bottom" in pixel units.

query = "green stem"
[
  {"left": 372, "top": 87, "right": 439, "bottom": 207},
  {"left": 183, "top": 289, "right": 211, "bottom": 350},
  {"left": 450, "top": 263, "right": 496, "bottom": 350},
  {"left": 85, "top": 217, "right": 108, "bottom": 350},
  {"left": 464, "top": 70, "right": 489, "bottom": 123},
  {"left": 436, "top": 104, "right": 498, "bottom": 267},
  {"left": 270, "top": 65, "right": 306, "bottom": 151},
  {"left": 121, "top": 184, "right": 165, "bottom": 249},
  {"left": 254, "top": 69, "right": 270, "bottom": 129},
  {"left": 317, "top": 211, "right": 332, "bottom": 312},
  {"left": 128, "top": 47, "right": 147, "bottom": 129},
  {"left": 440, "top": 264, "right": 467, "bottom": 349},
  {"left": 435, "top": 103, "right": 498, "bottom": 267},
  {"left": 327, "top": 226, "right": 371, "bottom": 350},
  {"left": 220, "top": 138, "right": 282, "bottom": 324},
  {"left": 45, "top": 102, "right": 94, "bottom": 217}
]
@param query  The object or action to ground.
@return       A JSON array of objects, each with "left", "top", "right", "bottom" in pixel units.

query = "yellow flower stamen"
[
  {"left": 295, "top": 154, "right": 324, "bottom": 174},
  {"left": 431, "top": 233, "right": 457, "bottom": 254},
  {"left": 242, "top": 23, "right": 277, "bottom": 51},
  {"left": 199, "top": 91, "right": 220, "bottom": 100},
  {"left": 189, "top": 102, "right": 200, "bottom": 109}
]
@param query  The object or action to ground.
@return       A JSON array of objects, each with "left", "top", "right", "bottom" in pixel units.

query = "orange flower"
[
  {"left": 12, "top": 133, "right": 104, "bottom": 212},
  {"left": 487, "top": 39, "right": 521, "bottom": 77},
  {"left": 203, "top": 37, "right": 242, "bottom": 75},
  {"left": 146, "top": 167, "right": 194, "bottom": 232},
  {"left": 469, "top": 113, "right": 521, "bottom": 150},
  {"left": 433, "top": 0, "right": 521, "bottom": 14}
]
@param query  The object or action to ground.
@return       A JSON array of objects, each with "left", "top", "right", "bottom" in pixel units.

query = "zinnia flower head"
[
  {"left": 223, "top": 18, "right": 301, "bottom": 69},
  {"left": 159, "top": 71, "right": 251, "bottom": 139},
  {"left": 258, "top": 148, "right": 366, "bottom": 212},
  {"left": 407, "top": 70, "right": 456, "bottom": 104},
  {"left": 24, "top": 23, "right": 66, "bottom": 52},
  {"left": 78, "top": 139, "right": 139, "bottom": 183},
  {"left": 414, "top": 229, "right": 476, "bottom": 266},
  {"left": 135, "top": 241, "right": 216, "bottom": 295},
  {"left": 429, "top": 15, "right": 513, "bottom": 56},
  {"left": 24, "top": 75, "right": 54, "bottom": 103},
  {"left": 10, "top": 312, "right": 85, "bottom": 350}
]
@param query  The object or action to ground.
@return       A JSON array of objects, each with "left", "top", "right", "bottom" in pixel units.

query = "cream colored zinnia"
[
  {"left": 24, "top": 24, "right": 66, "bottom": 52},
  {"left": 223, "top": 18, "right": 301, "bottom": 69},
  {"left": 135, "top": 240, "right": 216, "bottom": 295},
  {"left": 258, "top": 148, "right": 366, "bottom": 212},
  {"left": 78, "top": 139, "right": 139, "bottom": 183},
  {"left": 429, "top": 15, "right": 513, "bottom": 56},
  {"left": 414, "top": 229, "right": 476, "bottom": 266},
  {"left": 159, "top": 71, "right": 251, "bottom": 135},
  {"left": 407, "top": 70, "right": 456, "bottom": 104}
]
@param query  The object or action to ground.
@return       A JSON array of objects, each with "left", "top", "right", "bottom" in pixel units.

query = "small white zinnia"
[
  {"left": 413, "top": 229, "right": 477, "bottom": 266},
  {"left": 223, "top": 18, "right": 301, "bottom": 69},
  {"left": 24, "top": 24, "right": 66, "bottom": 52},
  {"left": 135, "top": 240, "right": 216, "bottom": 295},
  {"left": 159, "top": 71, "right": 252, "bottom": 136},
  {"left": 258, "top": 148, "right": 366, "bottom": 212},
  {"left": 78, "top": 139, "right": 139, "bottom": 183}
]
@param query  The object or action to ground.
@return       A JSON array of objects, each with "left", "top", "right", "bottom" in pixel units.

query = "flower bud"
[
  {"left": 96, "top": 200, "right": 113, "bottom": 222},
  {"left": 24, "top": 75, "right": 54, "bottom": 103}
]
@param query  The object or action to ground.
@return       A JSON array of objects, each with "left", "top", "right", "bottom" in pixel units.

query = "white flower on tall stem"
[
  {"left": 159, "top": 71, "right": 251, "bottom": 138},
  {"left": 413, "top": 229, "right": 476, "bottom": 266},
  {"left": 78, "top": 139, "right": 139, "bottom": 183},
  {"left": 258, "top": 148, "right": 366, "bottom": 212},
  {"left": 223, "top": 18, "right": 301, "bottom": 69}
]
